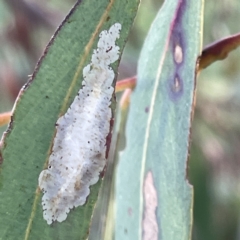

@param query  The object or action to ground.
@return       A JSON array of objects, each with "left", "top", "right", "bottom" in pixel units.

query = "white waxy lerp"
[{"left": 38, "top": 23, "right": 122, "bottom": 224}]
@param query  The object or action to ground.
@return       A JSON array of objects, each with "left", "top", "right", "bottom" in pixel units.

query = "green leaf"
[
  {"left": 115, "top": 0, "right": 203, "bottom": 239},
  {"left": 0, "top": 0, "right": 139, "bottom": 239},
  {"left": 89, "top": 89, "right": 131, "bottom": 240}
]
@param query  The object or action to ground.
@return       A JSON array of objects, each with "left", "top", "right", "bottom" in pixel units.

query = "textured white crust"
[{"left": 38, "top": 23, "right": 122, "bottom": 224}]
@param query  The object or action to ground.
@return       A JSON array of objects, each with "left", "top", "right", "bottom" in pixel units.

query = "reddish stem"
[
  {"left": 0, "top": 111, "right": 11, "bottom": 127},
  {"left": 115, "top": 76, "right": 136, "bottom": 93}
]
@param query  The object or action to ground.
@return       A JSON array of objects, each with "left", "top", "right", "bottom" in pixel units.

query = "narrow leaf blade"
[{"left": 115, "top": 0, "right": 203, "bottom": 239}]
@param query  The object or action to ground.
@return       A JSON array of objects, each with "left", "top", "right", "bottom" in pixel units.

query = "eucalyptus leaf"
[{"left": 115, "top": 0, "right": 203, "bottom": 239}]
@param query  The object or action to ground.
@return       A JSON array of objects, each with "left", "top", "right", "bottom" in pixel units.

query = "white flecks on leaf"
[{"left": 38, "top": 23, "right": 122, "bottom": 225}]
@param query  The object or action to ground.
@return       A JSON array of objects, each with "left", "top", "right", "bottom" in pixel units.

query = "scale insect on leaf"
[{"left": 38, "top": 23, "right": 122, "bottom": 225}]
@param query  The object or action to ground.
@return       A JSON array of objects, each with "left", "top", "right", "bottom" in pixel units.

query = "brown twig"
[
  {"left": 1, "top": 33, "right": 239, "bottom": 127},
  {"left": 199, "top": 32, "right": 240, "bottom": 70},
  {"left": 116, "top": 33, "right": 240, "bottom": 93}
]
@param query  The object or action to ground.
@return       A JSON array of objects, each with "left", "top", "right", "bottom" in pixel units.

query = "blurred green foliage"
[{"left": 0, "top": 0, "right": 240, "bottom": 239}]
